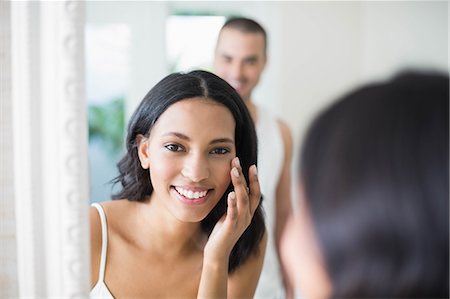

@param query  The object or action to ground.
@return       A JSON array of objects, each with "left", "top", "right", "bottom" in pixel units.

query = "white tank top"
[
  {"left": 254, "top": 105, "right": 285, "bottom": 298},
  {"left": 90, "top": 203, "right": 115, "bottom": 299}
]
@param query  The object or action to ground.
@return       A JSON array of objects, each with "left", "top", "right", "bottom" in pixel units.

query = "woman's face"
[
  {"left": 139, "top": 97, "right": 236, "bottom": 223},
  {"left": 280, "top": 184, "right": 332, "bottom": 299}
]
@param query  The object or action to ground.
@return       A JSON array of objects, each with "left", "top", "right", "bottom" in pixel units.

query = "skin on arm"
[
  {"left": 89, "top": 206, "right": 103, "bottom": 289},
  {"left": 275, "top": 119, "right": 294, "bottom": 298},
  {"left": 197, "top": 158, "right": 264, "bottom": 298}
]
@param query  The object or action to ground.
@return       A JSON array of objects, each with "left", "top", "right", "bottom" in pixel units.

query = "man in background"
[{"left": 214, "top": 17, "right": 293, "bottom": 298}]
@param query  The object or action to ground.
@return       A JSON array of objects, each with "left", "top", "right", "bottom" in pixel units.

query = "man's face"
[{"left": 214, "top": 28, "right": 266, "bottom": 102}]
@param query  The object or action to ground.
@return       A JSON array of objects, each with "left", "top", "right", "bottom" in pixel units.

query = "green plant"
[{"left": 88, "top": 97, "right": 125, "bottom": 155}]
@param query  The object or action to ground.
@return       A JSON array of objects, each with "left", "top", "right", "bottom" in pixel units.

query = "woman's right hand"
[
  {"left": 198, "top": 157, "right": 261, "bottom": 298},
  {"left": 203, "top": 157, "right": 260, "bottom": 262}
]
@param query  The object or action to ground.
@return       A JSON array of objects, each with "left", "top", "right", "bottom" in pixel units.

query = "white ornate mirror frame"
[{"left": 1, "top": 1, "right": 90, "bottom": 297}]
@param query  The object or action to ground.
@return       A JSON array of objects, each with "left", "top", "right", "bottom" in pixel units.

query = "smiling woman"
[
  {"left": 137, "top": 98, "right": 236, "bottom": 223},
  {"left": 89, "top": 70, "right": 267, "bottom": 298}
]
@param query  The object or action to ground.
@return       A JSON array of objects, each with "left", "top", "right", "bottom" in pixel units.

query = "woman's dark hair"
[
  {"left": 112, "top": 70, "right": 265, "bottom": 273},
  {"left": 300, "top": 71, "right": 449, "bottom": 297}
]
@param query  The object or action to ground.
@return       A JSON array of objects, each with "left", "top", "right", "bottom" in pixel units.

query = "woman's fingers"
[
  {"left": 248, "top": 164, "right": 260, "bottom": 215},
  {"left": 227, "top": 191, "right": 238, "bottom": 221},
  {"left": 230, "top": 158, "right": 250, "bottom": 215},
  {"left": 230, "top": 157, "right": 260, "bottom": 219},
  {"left": 209, "top": 157, "right": 260, "bottom": 252}
]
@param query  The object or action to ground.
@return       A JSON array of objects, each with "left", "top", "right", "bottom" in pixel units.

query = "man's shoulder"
[
  {"left": 276, "top": 118, "right": 293, "bottom": 153},
  {"left": 275, "top": 118, "right": 291, "bottom": 138}
]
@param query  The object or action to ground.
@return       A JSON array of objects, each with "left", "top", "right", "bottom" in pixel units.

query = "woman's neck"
[{"left": 131, "top": 197, "right": 206, "bottom": 258}]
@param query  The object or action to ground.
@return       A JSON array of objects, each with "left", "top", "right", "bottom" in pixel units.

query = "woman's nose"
[{"left": 181, "top": 154, "right": 210, "bottom": 182}]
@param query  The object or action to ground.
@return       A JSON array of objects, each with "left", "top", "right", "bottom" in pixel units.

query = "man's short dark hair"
[{"left": 221, "top": 17, "right": 267, "bottom": 51}]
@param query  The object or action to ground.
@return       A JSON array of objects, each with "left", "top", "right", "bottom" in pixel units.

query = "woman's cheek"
[{"left": 213, "top": 160, "right": 232, "bottom": 193}]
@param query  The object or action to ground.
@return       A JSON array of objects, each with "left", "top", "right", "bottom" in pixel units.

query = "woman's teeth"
[{"left": 175, "top": 187, "right": 208, "bottom": 199}]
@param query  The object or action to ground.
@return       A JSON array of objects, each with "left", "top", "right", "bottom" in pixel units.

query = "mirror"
[{"left": 2, "top": 1, "right": 447, "bottom": 297}]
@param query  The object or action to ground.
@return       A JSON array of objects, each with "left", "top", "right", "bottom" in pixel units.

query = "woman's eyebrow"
[
  {"left": 161, "top": 132, "right": 234, "bottom": 145},
  {"left": 162, "top": 132, "right": 189, "bottom": 140},
  {"left": 210, "top": 138, "right": 234, "bottom": 145}
]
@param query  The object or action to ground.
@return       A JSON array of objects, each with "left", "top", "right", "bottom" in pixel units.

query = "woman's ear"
[{"left": 136, "top": 134, "right": 150, "bottom": 169}]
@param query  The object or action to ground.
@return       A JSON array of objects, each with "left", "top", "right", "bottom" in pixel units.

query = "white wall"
[
  {"left": 361, "top": 1, "right": 448, "bottom": 80},
  {"left": 274, "top": 1, "right": 448, "bottom": 160},
  {"left": 277, "top": 2, "right": 365, "bottom": 152}
]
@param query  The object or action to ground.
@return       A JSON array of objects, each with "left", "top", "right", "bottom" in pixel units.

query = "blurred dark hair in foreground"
[{"left": 300, "top": 70, "right": 449, "bottom": 297}]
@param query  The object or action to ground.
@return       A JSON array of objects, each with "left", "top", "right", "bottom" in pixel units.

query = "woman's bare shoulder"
[
  {"left": 98, "top": 198, "right": 134, "bottom": 220},
  {"left": 90, "top": 199, "right": 135, "bottom": 234},
  {"left": 98, "top": 198, "right": 130, "bottom": 209},
  {"left": 89, "top": 199, "right": 134, "bottom": 287}
]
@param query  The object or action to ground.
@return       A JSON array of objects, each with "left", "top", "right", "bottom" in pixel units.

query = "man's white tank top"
[{"left": 254, "top": 105, "right": 285, "bottom": 298}]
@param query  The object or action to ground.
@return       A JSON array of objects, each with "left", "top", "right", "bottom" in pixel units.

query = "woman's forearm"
[{"left": 197, "top": 254, "right": 229, "bottom": 299}]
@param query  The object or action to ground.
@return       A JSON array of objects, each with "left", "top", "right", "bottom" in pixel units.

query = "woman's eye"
[
  {"left": 165, "top": 144, "right": 184, "bottom": 152},
  {"left": 210, "top": 148, "right": 230, "bottom": 155}
]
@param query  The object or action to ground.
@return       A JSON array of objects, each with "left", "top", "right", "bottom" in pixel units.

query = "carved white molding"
[
  {"left": 11, "top": 0, "right": 89, "bottom": 297},
  {"left": 40, "top": 1, "right": 90, "bottom": 297}
]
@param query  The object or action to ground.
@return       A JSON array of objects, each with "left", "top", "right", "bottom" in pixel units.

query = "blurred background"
[{"left": 85, "top": 1, "right": 448, "bottom": 203}]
